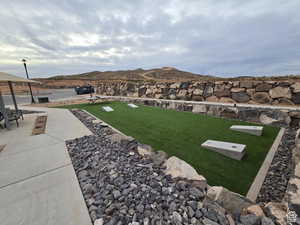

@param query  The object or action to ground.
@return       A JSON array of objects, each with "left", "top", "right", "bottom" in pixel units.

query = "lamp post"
[{"left": 22, "top": 59, "right": 35, "bottom": 104}]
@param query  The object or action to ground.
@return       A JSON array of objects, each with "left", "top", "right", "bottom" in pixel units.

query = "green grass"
[{"left": 58, "top": 101, "right": 279, "bottom": 195}]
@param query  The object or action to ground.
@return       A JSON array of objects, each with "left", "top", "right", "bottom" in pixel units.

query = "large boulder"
[
  {"left": 231, "top": 88, "right": 245, "bottom": 93},
  {"left": 285, "top": 177, "right": 300, "bottom": 216},
  {"left": 192, "top": 95, "right": 204, "bottom": 101},
  {"left": 276, "top": 98, "right": 295, "bottom": 106},
  {"left": 219, "top": 97, "right": 236, "bottom": 103},
  {"left": 252, "top": 92, "right": 271, "bottom": 104},
  {"left": 292, "top": 93, "right": 300, "bottom": 104},
  {"left": 269, "top": 86, "right": 292, "bottom": 99},
  {"left": 206, "top": 96, "right": 219, "bottom": 102},
  {"left": 291, "top": 82, "right": 300, "bottom": 93},
  {"left": 256, "top": 83, "right": 273, "bottom": 92},
  {"left": 245, "top": 205, "right": 265, "bottom": 217},
  {"left": 259, "top": 111, "right": 291, "bottom": 126},
  {"left": 264, "top": 202, "right": 287, "bottom": 225},
  {"left": 232, "top": 92, "right": 250, "bottom": 103},
  {"left": 164, "top": 156, "right": 207, "bottom": 189},
  {"left": 240, "top": 81, "right": 253, "bottom": 89},
  {"left": 206, "top": 186, "right": 253, "bottom": 215},
  {"left": 203, "top": 85, "right": 214, "bottom": 98},
  {"left": 193, "top": 89, "right": 203, "bottom": 96},
  {"left": 177, "top": 89, "right": 188, "bottom": 100}
]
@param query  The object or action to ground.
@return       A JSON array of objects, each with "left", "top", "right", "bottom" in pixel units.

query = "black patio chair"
[{"left": 5, "top": 109, "right": 23, "bottom": 127}]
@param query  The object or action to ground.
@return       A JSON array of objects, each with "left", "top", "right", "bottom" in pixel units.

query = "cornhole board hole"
[
  {"left": 102, "top": 106, "right": 114, "bottom": 112},
  {"left": 201, "top": 140, "right": 246, "bottom": 160},
  {"left": 128, "top": 103, "right": 138, "bottom": 108},
  {"left": 230, "top": 125, "right": 263, "bottom": 136}
]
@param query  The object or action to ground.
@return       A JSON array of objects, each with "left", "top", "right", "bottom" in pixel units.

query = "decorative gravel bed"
[
  {"left": 67, "top": 110, "right": 234, "bottom": 225},
  {"left": 256, "top": 128, "right": 296, "bottom": 203}
]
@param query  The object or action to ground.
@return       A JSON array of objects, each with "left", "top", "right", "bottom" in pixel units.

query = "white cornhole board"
[
  {"left": 201, "top": 140, "right": 246, "bottom": 160},
  {"left": 128, "top": 103, "right": 138, "bottom": 108},
  {"left": 230, "top": 125, "right": 263, "bottom": 136},
  {"left": 102, "top": 106, "right": 114, "bottom": 112}
]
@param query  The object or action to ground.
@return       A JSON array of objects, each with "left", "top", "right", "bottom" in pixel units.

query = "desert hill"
[{"left": 46, "top": 67, "right": 214, "bottom": 82}]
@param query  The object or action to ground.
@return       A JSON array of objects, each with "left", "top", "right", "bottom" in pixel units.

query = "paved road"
[{"left": 2, "top": 88, "right": 77, "bottom": 105}]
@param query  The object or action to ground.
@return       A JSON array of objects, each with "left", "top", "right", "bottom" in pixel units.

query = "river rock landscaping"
[{"left": 66, "top": 109, "right": 283, "bottom": 225}]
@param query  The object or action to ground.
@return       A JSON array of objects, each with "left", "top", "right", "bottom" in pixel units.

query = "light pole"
[{"left": 22, "top": 59, "right": 35, "bottom": 104}]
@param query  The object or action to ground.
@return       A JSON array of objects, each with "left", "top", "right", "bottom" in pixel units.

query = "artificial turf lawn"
[{"left": 59, "top": 101, "right": 280, "bottom": 195}]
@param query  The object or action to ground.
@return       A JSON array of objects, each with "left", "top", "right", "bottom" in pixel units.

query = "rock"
[
  {"left": 137, "top": 144, "right": 153, "bottom": 157},
  {"left": 206, "top": 96, "right": 219, "bottom": 102},
  {"left": 245, "top": 205, "right": 265, "bottom": 217},
  {"left": 291, "top": 82, "right": 300, "bottom": 93},
  {"left": 296, "top": 129, "right": 300, "bottom": 148},
  {"left": 232, "top": 92, "right": 250, "bottom": 103},
  {"left": 203, "top": 86, "right": 214, "bottom": 97},
  {"left": 256, "top": 83, "right": 273, "bottom": 92},
  {"left": 164, "top": 156, "right": 207, "bottom": 188},
  {"left": 203, "top": 218, "right": 219, "bottom": 225},
  {"left": 215, "top": 89, "right": 231, "bottom": 97},
  {"left": 259, "top": 111, "right": 291, "bottom": 126},
  {"left": 152, "top": 150, "right": 168, "bottom": 166},
  {"left": 193, "top": 89, "right": 203, "bottom": 96},
  {"left": 143, "top": 218, "right": 150, "bottom": 225},
  {"left": 178, "top": 89, "right": 188, "bottom": 99},
  {"left": 170, "top": 83, "right": 180, "bottom": 89},
  {"left": 169, "top": 94, "right": 177, "bottom": 100},
  {"left": 108, "top": 133, "right": 132, "bottom": 144},
  {"left": 226, "top": 214, "right": 236, "bottom": 225},
  {"left": 276, "top": 98, "right": 295, "bottom": 105},
  {"left": 155, "top": 93, "right": 163, "bottom": 99},
  {"left": 231, "top": 88, "right": 245, "bottom": 93},
  {"left": 286, "top": 177, "right": 300, "bottom": 216},
  {"left": 232, "top": 81, "right": 240, "bottom": 87},
  {"left": 264, "top": 202, "right": 287, "bottom": 225},
  {"left": 220, "top": 107, "right": 238, "bottom": 118},
  {"left": 292, "top": 93, "right": 300, "bottom": 104},
  {"left": 240, "top": 214, "right": 260, "bottom": 225},
  {"left": 259, "top": 114, "right": 278, "bottom": 125},
  {"left": 261, "top": 217, "right": 275, "bottom": 225},
  {"left": 94, "top": 218, "right": 104, "bottom": 225},
  {"left": 219, "top": 97, "right": 236, "bottom": 103},
  {"left": 192, "top": 95, "right": 204, "bottom": 101},
  {"left": 206, "top": 186, "right": 253, "bottom": 215},
  {"left": 189, "top": 187, "right": 205, "bottom": 199},
  {"left": 192, "top": 105, "right": 207, "bottom": 113},
  {"left": 269, "top": 86, "right": 292, "bottom": 99},
  {"left": 112, "top": 190, "right": 121, "bottom": 199},
  {"left": 246, "top": 88, "right": 256, "bottom": 96},
  {"left": 240, "top": 81, "right": 253, "bottom": 89},
  {"left": 172, "top": 211, "right": 182, "bottom": 224},
  {"left": 252, "top": 92, "right": 271, "bottom": 104},
  {"left": 289, "top": 111, "right": 300, "bottom": 119},
  {"left": 138, "top": 87, "right": 147, "bottom": 97}
]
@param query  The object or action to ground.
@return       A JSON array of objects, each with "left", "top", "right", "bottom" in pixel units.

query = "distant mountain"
[{"left": 47, "top": 67, "right": 215, "bottom": 81}]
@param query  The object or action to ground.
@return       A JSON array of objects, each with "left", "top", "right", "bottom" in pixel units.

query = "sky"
[{"left": 0, "top": 0, "right": 299, "bottom": 78}]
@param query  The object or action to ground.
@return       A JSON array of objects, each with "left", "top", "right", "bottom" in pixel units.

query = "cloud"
[{"left": 0, "top": 0, "right": 299, "bottom": 77}]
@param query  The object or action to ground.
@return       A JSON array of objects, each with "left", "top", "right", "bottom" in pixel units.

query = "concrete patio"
[{"left": 0, "top": 106, "right": 93, "bottom": 225}]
